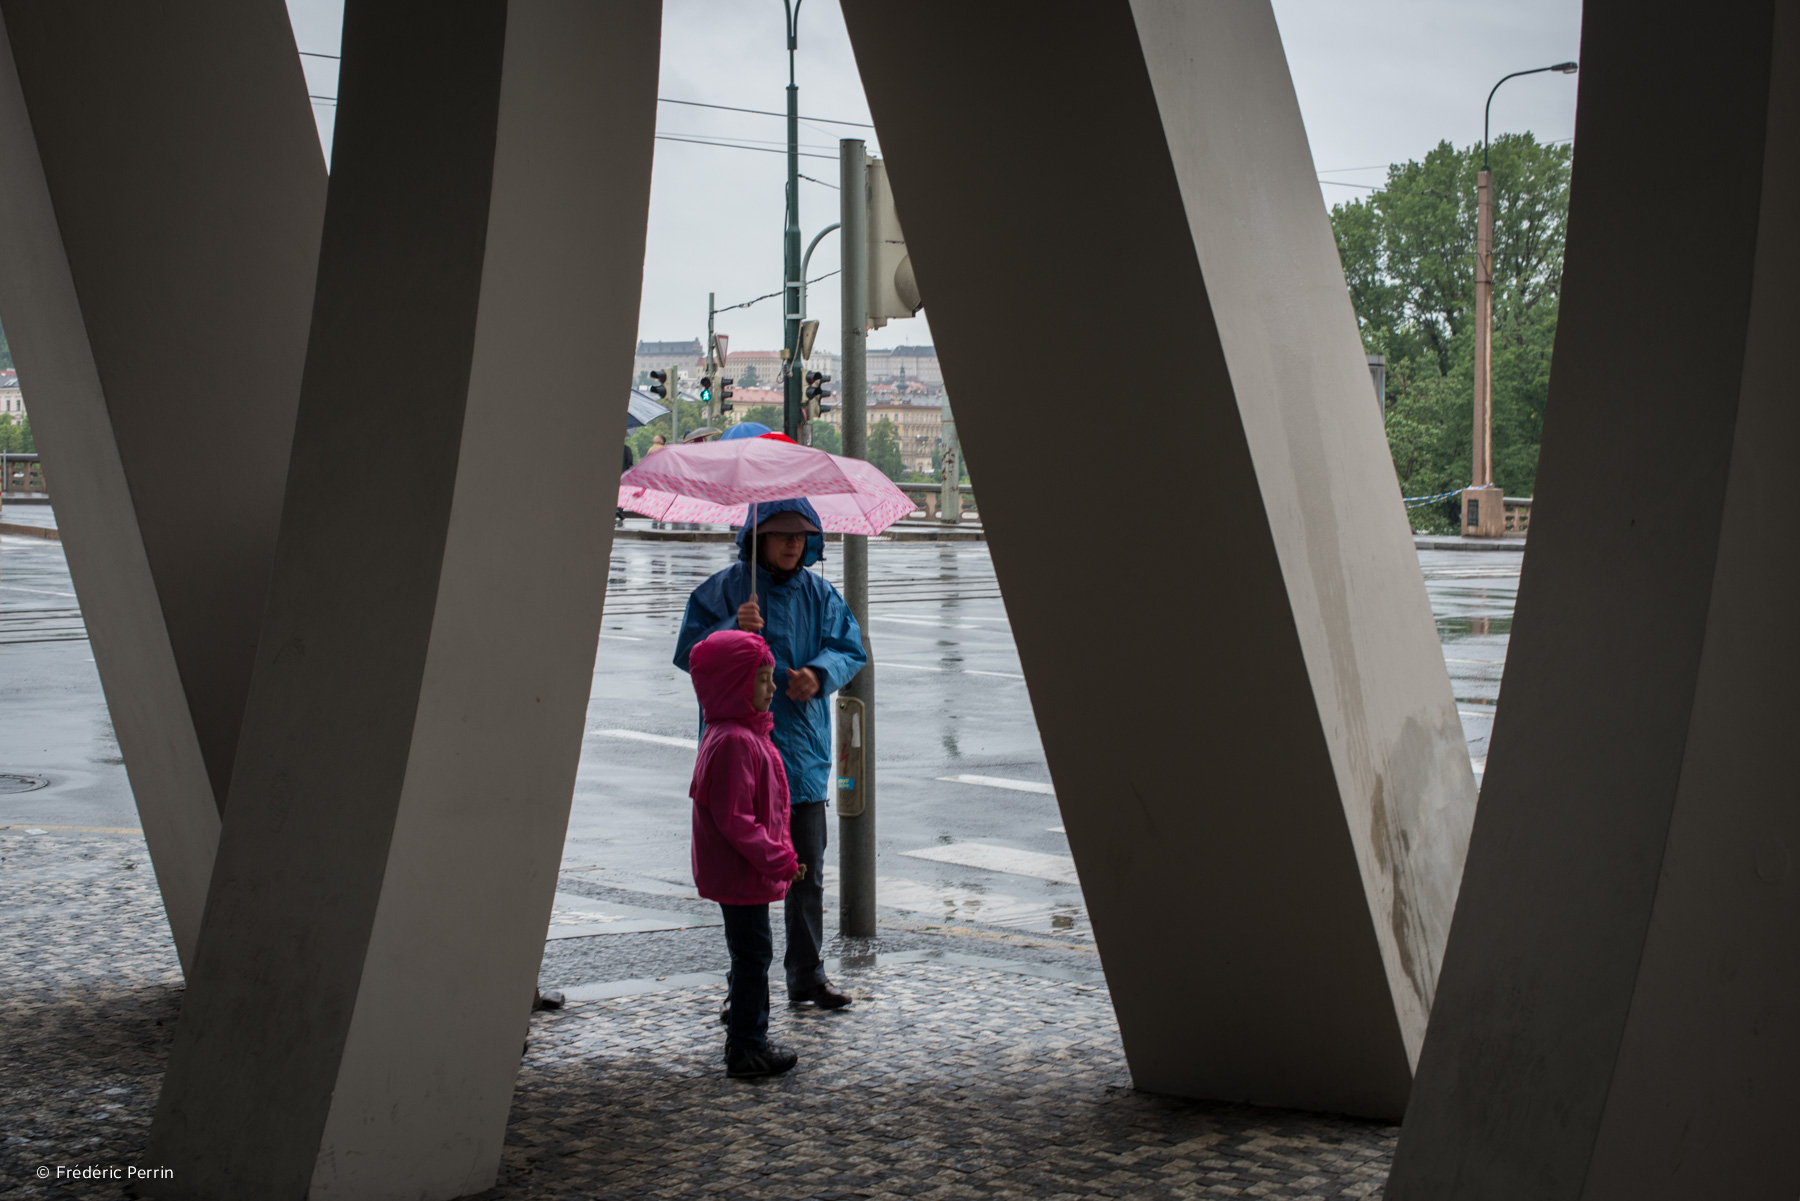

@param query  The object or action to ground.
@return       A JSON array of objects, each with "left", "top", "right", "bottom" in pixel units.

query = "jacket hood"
[
  {"left": 689, "top": 629, "right": 775, "bottom": 726},
  {"left": 736, "top": 496, "right": 826, "bottom": 567}
]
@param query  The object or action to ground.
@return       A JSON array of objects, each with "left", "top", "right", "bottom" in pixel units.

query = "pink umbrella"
[
  {"left": 618, "top": 435, "right": 916, "bottom": 601},
  {"left": 619, "top": 437, "right": 915, "bottom": 535}
]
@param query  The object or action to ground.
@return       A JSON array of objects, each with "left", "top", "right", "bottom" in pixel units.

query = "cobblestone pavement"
[{"left": 2, "top": 829, "right": 1397, "bottom": 1199}]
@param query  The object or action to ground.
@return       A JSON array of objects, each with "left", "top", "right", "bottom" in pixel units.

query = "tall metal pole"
[
  {"left": 837, "top": 138, "right": 875, "bottom": 937},
  {"left": 781, "top": 2, "right": 804, "bottom": 438},
  {"left": 1473, "top": 167, "right": 1493, "bottom": 493},
  {"left": 1466, "top": 61, "right": 1578, "bottom": 534},
  {"left": 706, "top": 292, "right": 716, "bottom": 427},
  {"left": 668, "top": 362, "right": 679, "bottom": 444}
]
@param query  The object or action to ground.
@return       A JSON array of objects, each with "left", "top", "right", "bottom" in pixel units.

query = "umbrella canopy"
[
  {"left": 625, "top": 388, "right": 669, "bottom": 429},
  {"left": 719, "top": 421, "right": 771, "bottom": 440},
  {"left": 618, "top": 436, "right": 915, "bottom": 536}
]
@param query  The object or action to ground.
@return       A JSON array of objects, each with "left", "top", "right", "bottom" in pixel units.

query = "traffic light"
[
  {"left": 699, "top": 376, "right": 713, "bottom": 405},
  {"left": 804, "top": 371, "right": 832, "bottom": 420},
  {"left": 647, "top": 369, "right": 668, "bottom": 399},
  {"left": 720, "top": 377, "right": 734, "bottom": 412}
]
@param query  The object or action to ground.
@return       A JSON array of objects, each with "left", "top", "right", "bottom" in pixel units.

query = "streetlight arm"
[
  {"left": 1484, "top": 61, "right": 1579, "bottom": 168},
  {"left": 798, "top": 222, "right": 841, "bottom": 331}
]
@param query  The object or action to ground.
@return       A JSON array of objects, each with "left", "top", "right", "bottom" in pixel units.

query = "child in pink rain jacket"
[{"left": 688, "top": 629, "right": 803, "bottom": 1078}]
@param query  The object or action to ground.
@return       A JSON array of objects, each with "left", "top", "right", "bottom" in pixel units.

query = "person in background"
[
  {"left": 619, "top": 441, "right": 635, "bottom": 528},
  {"left": 674, "top": 498, "right": 866, "bottom": 1012},
  {"left": 646, "top": 433, "right": 668, "bottom": 455},
  {"left": 687, "top": 629, "right": 803, "bottom": 1078}
]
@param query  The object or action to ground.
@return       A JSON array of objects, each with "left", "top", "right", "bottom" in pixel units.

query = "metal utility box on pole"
[
  {"left": 668, "top": 363, "right": 680, "bottom": 444},
  {"left": 836, "top": 137, "right": 876, "bottom": 937}
]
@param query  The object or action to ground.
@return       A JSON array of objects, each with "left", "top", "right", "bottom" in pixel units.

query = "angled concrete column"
[
  {"left": 0, "top": 3, "right": 323, "bottom": 969},
  {"left": 147, "top": 3, "right": 660, "bottom": 1197},
  {"left": 841, "top": 0, "right": 1474, "bottom": 1117},
  {"left": 1388, "top": 3, "right": 1799, "bottom": 1196}
]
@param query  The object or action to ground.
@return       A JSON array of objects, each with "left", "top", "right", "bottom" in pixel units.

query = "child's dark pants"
[{"left": 720, "top": 902, "right": 773, "bottom": 1049}]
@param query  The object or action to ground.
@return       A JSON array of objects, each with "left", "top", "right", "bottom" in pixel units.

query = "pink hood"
[{"left": 689, "top": 629, "right": 774, "bottom": 735}]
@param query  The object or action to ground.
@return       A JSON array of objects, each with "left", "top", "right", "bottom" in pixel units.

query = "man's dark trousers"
[{"left": 784, "top": 799, "right": 828, "bottom": 996}]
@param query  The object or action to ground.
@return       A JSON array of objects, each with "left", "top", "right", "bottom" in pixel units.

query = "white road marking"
[
  {"left": 869, "top": 614, "right": 983, "bottom": 631},
  {"left": 1471, "top": 756, "right": 1486, "bottom": 775},
  {"left": 851, "top": 875, "right": 1089, "bottom": 937},
  {"left": 878, "top": 661, "right": 1025, "bottom": 680},
  {"left": 591, "top": 728, "right": 697, "bottom": 750},
  {"left": 0, "top": 584, "right": 77, "bottom": 597},
  {"left": 1048, "top": 826, "right": 1065, "bottom": 834},
  {"left": 901, "top": 842, "right": 1080, "bottom": 886},
  {"left": 937, "top": 773, "right": 1055, "bottom": 796},
  {"left": 599, "top": 634, "right": 644, "bottom": 642},
  {"left": 1443, "top": 657, "right": 1504, "bottom": 665},
  {"left": 1458, "top": 710, "right": 1495, "bottom": 718}
]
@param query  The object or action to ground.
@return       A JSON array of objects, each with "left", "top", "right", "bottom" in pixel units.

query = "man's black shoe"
[
  {"left": 788, "top": 981, "right": 852, "bottom": 1009},
  {"left": 725, "top": 1042, "right": 799, "bottom": 1078}
]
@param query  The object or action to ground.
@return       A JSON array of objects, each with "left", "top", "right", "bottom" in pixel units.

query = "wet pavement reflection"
[{"left": 1, "top": 519, "right": 1520, "bottom": 942}]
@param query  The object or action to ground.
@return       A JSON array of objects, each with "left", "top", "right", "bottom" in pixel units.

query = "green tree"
[
  {"left": 1331, "top": 133, "right": 1570, "bottom": 531},
  {"left": 737, "top": 404, "right": 784, "bottom": 430},
  {"left": 868, "top": 418, "right": 903, "bottom": 481},
  {"left": 808, "top": 421, "right": 842, "bottom": 454},
  {"left": 0, "top": 415, "right": 32, "bottom": 453},
  {"left": 736, "top": 364, "right": 760, "bottom": 388}
]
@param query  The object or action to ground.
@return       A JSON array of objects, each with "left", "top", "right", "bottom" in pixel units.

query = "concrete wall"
[
  {"left": 146, "top": 3, "right": 661, "bottom": 1197},
  {"left": 0, "top": 1, "right": 324, "bottom": 968},
  {"left": 842, "top": 0, "right": 1475, "bottom": 1118},
  {"left": 1387, "top": 2, "right": 1800, "bottom": 1195}
]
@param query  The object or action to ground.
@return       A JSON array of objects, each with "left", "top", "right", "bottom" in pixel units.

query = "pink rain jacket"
[{"left": 688, "top": 630, "right": 797, "bottom": 905}]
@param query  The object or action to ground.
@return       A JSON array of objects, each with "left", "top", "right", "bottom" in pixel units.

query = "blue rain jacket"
[{"left": 674, "top": 498, "right": 867, "bottom": 804}]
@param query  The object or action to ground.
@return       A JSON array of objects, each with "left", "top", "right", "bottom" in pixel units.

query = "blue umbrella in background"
[
  {"left": 719, "top": 421, "right": 771, "bottom": 440},
  {"left": 626, "top": 388, "right": 669, "bottom": 430}
]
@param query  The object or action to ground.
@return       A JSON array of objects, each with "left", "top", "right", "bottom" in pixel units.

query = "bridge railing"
[
  {"left": 897, "top": 482, "right": 978, "bottom": 523},
  {"left": 1, "top": 452, "right": 45, "bottom": 495}
]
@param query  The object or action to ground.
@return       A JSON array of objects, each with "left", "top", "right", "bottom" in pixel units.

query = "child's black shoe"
[{"left": 725, "top": 1042, "right": 799, "bottom": 1078}]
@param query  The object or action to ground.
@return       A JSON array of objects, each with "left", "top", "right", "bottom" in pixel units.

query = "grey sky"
[{"left": 287, "top": 0, "right": 1582, "bottom": 361}]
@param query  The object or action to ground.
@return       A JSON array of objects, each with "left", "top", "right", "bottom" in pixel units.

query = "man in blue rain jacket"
[{"left": 675, "top": 497, "right": 866, "bottom": 1010}]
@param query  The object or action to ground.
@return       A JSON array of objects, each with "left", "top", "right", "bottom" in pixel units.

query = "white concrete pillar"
[
  {"left": 1388, "top": 2, "right": 1800, "bottom": 1195},
  {"left": 147, "top": 3, "right": 661, "bottom": 1197},
  {"left": 0, "top": 1, "right": 325, "bottom": 969},
  {"left": 841, "top": 0, "right": 1475, "bottom": 1118}
]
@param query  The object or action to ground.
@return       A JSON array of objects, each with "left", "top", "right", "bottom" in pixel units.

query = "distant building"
[
  {"left": 816, "top": 396, "right": 943, "bottom": 474},
  {"left": 632, "top": 339, "right": 703, "bottom": 384},
  {"left": 0, "top": 368, "right": 23, "bottom": 421},
  {"left": 866, "top": 344, "right": 940, "bottom": 388}
]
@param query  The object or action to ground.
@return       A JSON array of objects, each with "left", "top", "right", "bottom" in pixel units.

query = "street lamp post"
[
  {"left": 1465, "top": 60, "right": 1577, "bottom": 537},
  {"left": 781, "top": 0, "right": 805, "bottom": 439}
]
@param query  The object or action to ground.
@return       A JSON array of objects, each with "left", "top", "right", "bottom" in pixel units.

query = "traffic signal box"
[{"left": 804, "top": 370, "right": 833, "bottom": 421}]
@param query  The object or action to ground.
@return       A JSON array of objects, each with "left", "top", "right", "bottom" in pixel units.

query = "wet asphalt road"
[{"left": 0, "top": 517, "right": 1518, "bottom": 940}]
